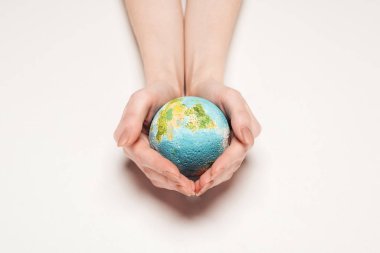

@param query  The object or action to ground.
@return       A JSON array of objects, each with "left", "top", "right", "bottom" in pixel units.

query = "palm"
[
  {"left": 188, "top": 80, "right": 261, "bottom": 196},
  {"left": 114, "top": 86, "right": 195, "bottom": 196}
]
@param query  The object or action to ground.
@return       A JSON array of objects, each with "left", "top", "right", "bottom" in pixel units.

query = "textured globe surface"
[{"left": 149, "top": 96, "right": 230, "bottom": 180}]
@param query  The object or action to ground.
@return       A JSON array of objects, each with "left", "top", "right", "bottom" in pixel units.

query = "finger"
[
  {"left": 114, "top": 90, "right": 154, "bottom": 147},
  {"left": 196, "top": 167, "right": 237, "bottom": 197},
  {"left": 192, "top": 132, "right": 240, "bottom": 191},
  {"left": 124, "top": 134, "right": 195, "bottom": 193},
  {"left": 246, "top": 107, "right": 262, "bottom": 138},
  {"left": 141, "top": 167, "right": 194, "bottom": 196},
  {"left": 196, "top": 136, "right": 247, "bottom": 195},
  {"left": 144, "top": 168, "right": 193, "bottom": 196},
  {"left": 195, "top": 180, "right": 201, "bottom": 193},
  {"left": 196, "top": 180, "right": 214, "bottom": 197},
  {"left": 212, "top": 159, "right": 243, "bottom": 188},
  {"left": 220, "top": 88, "right": 258, "bottom": 145},
  {"left": 210, "top": 136, "right": 247, "bottom": 179}
]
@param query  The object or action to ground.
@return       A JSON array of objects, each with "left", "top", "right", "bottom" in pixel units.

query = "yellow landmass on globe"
[{"left": 156, "top": 98, "right": 217, "bottom": 142}]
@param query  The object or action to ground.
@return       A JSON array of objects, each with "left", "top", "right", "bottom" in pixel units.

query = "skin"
[
  {"left": 114, "top": 0, "right": 195, "bottom": 196},
  {"left": 185, "top": 0, "right": 261, "bottom": 196},
  {"left": 114, "top": 0, "right": 261, "bottom": 197}
]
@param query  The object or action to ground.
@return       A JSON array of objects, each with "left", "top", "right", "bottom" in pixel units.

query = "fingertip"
[
  {"left": 199, "top": 171, "right": 212, "bottom": 188},
  {"left": 188, "top": 179, "right": 195, "bottom": 192},
  {"left": 115, "top": 90, "right": 153, "bottom": 146},
  {"left": 195, "top": 180, "right": 201, "bottom": 193},
  {"left": 229, "top": 115, "right": 254, "bottom": 146},
  {"left": 113, "top": 123, "right": 126, "bottom": 144},
  {"left": 241, "top": 127, "right": 254, "bottom": 146},
  {"left": 113, "top": 129, "right": 119, "bottom": 143},
  {"left": 175, "top": 184, "right": 195, "bottom": 197},
  {"left": 196, "top": 180, "right": 214, "bottom": 196},
  {"left": 122, "top": 126, "right": 143, "bottom": 147},
  {"left": 253, "top": 122, "right": 262, "bottom": 138},
  {"left": 179, "top": 175, "right": 196, "bottom": 193},
  {"left": 116, "top": 130, "right": 129, "bottom": 147}
]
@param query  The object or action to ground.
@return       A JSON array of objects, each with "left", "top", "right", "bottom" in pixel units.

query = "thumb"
[
  {"left": 114, "top": 90, "right": 154, "bottom": 147},
  {"left": 220, "top": 89, "right": 256, "bottom": 146},
  {"left": 230, "top": 110, "right": 255, "bottom": 146}
]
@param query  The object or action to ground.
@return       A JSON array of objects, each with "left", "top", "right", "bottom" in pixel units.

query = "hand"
[
  {"left": 188, "top": 79, "right": 261, "bottom": 196},
  {"left": 113, "top": 85, "right": 195, "bottom": 196}
]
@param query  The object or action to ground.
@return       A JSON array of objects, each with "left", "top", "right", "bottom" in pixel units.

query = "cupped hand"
[
  {"left": 188, "top": 79, "right": 261, "bottom": 196},
  {"left": 113, "top": 85, "right": 195, "bottom": 196}
]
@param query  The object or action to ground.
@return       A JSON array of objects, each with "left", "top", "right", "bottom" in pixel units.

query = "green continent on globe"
[{"left": 156, "top": 97, "right": 217, "bottom": 142}]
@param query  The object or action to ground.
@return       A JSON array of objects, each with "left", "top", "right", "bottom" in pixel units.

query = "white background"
[{"left": 1, "top": 0, "right": 380, "bottom": 252}]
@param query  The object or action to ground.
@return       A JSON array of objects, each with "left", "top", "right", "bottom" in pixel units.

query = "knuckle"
[
  {"left": 122, "top": 147, "right": 133, "bottom": 158},
  {"left": 225, "top": 172, "right": 234, "bottom": 181},
  {"left": 224, "top": 87, "right": 241, "bottom": 99},
  {"left": 211, "top": 165, "right": 224, "bottom": 177},
  {"left": 122, "top": 112, "right": 139, "bottom": 125},
  {"left": 123, "top": 141, "right": 134, "bottom": 149},
  {"left": 219, "top": 171, "right": 234, "bottom": 183},
  {"left": 132, "top": 89, "right": 155, "bottom": 104},
  {"left": 200, "top": 175, "right": 210, "bottom": 186},
  {"left": 151, "top": 179, "right": 167, "bottom": 189},
  {"left": 233, "top": 159, "right": 244, "bottom": 171},
  {"left": 150, "top": 180, "right": 160, "bottom": 187},
  {"left": 163, "top": 176, "right": 171, "bottom": 185},
  {"left": 141, "top": 167, "right": 152, "bottom": 176},
  {"left": 124, "top": 144, "right": 142, "bottom": 163},
  {"left": 132, "top": 152, "right": 143, "bottom": 165},
  {"left": 122, "top": 142, "right": 135, "bottom": 150},
  {"left": 117, "top": 119, "right": 138, "bottom": 138},
  {"left": 130, "top": 89, "right": 145, "bottom": 100}
]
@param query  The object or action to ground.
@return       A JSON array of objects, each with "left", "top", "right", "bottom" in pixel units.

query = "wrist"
[
  {"left": 144, "top": 61, "right": 184, "bottom": 98},
  {"left": 146, "top": 79, "right": 184, "bottom": 98},
  {"left": 186, "top": 76, "right": 224, "bottom": 97},
  {"left": 185, "top": 60, "right": 225, "bottom": 96}
]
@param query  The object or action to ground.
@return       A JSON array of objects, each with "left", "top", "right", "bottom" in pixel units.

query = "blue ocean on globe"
[{"left": 149, "top": 96, "right": 230, "bottom": 180}]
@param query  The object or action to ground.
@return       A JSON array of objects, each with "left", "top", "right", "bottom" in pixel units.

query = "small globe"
[{"left": 149, "top": 96, "right": 230, "bottom": 181}]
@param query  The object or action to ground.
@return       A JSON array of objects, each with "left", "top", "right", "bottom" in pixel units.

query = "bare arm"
[
  {"left": 125, "top": 0, "right": 184, "bottom": 91},
  {"left": 185, "top": 0, "right": 241, "bottom": 90},
  {"left": 185, "top": 0, "right": 261, "bottom": 195},
  {"left": 114, "top": 0, "right": 195, "bottom": 196}
]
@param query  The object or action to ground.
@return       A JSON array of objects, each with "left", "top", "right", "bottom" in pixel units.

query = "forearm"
[
  {"left": 125, "top": 0, "right": 184, "bottom": 95},
  {"left": 185, "top": 0, "right": 241, "bottom": 94}
]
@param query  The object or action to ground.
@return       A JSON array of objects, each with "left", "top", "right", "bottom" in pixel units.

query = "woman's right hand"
[
  {"left": 113, "top": 85, "right": 195, "bottom": 196},
  {"left": 187, "top": 79, "right": 261, "bottom": 196}
]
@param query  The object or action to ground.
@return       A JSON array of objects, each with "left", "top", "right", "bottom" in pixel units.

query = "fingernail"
[
  {"left": 241, "top": 127, "right": 254, "bottom": 145},
  {"left": 117, "top": 131, "right": 129, "bottom": 147}
]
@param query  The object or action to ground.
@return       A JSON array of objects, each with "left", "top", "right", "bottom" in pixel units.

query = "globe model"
[{"left": 149, "top": 96, "right": 230, "bottom": 181}]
